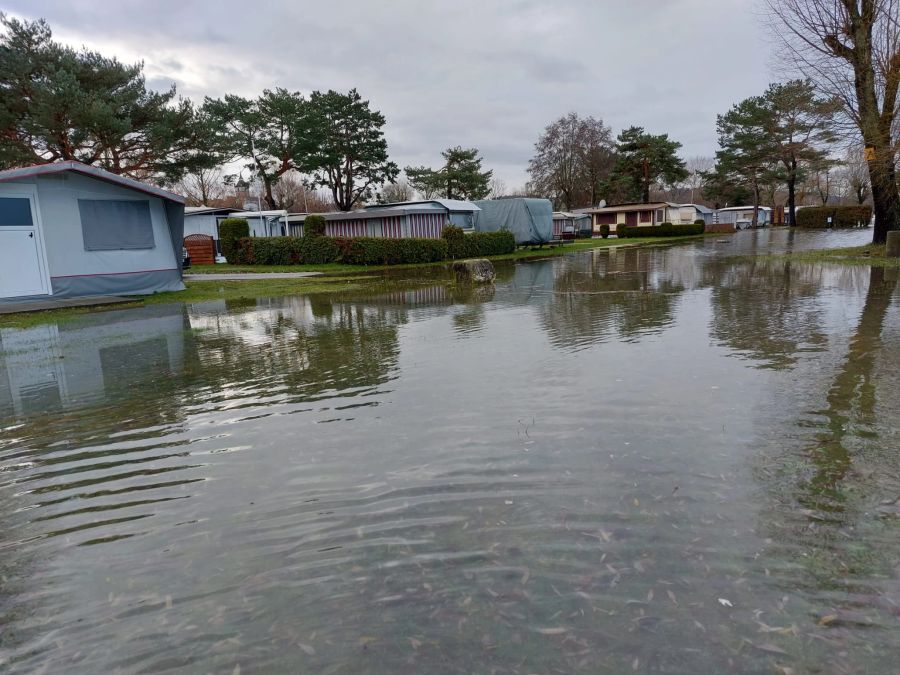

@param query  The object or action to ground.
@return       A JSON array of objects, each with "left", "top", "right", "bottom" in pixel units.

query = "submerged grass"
[
  {"left": 0, "top": 235, "right": 708, "bottom": 328},
  {"left": 760, "top": 244, "right": 900, "bottom": 268},
  {"left": 0, "top": 276, "right": 366, "bottom": 329}
]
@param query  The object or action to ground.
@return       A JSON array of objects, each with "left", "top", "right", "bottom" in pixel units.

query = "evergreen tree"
[
  {"left": 604, "top": 127, "right": 687, "bottom": 203},
  {"left": 306, "top": 89, "right": 398, "bottom": 211},
  {"left": 710, "top": 96, "right": 778, "bottom": 225},
  {"left": 0, "top": 16, "right": 217, "bottom": 183},
  {"left": 204, "top": 88, "right": 318, "bottom": 209},
  {"left": 406, "top": 146, "right": 493, "bottom": 201},
  {"left": 762, "top": 80, "right": 837, "bottom": 224}
]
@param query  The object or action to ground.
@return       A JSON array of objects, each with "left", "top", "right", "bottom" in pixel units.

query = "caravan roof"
[
  {"left": 0, "top": 161, "right": 185, "bottom": 204},
  {"left": 366, "top": 199, "right": 480, "bottom": 212}
]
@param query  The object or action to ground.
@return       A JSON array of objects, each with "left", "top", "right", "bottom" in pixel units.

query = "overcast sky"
[{"left": 6, "top": 0, "right": 774, "bottom": 187}]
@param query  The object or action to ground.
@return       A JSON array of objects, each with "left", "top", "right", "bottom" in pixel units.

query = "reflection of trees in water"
[
  {"left": 536, "top": 249, "right": 684, "bottom": 350},
  {"left": 192, "top": 300, "right": 405, "bottom": 403},
  {"left": 754, "top": 267, "right": 900, "bottom": 639},
  {"left": 799, "top": 268, "right": 898, "bottom": 514},
  {"left": 705, "top": 258, "right": 836, "bottom": 369}
]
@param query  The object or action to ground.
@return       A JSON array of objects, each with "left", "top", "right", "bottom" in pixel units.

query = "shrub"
[
  {"left": 694, "top": 219, "right": 706, "bottom": 226},
  {"left": 599, "top": 224, "right": 610, "bottom": 239},
  {"left": 304, "top": 214, "right": 327, "bottom": 238},
  {"left": 443, "top": 226, "right": 516, "bottom": 258},
  {"left": 617, "top": 223, "right": 705, "bottom": 238},
  {"left": 615, "top": 223, "right": 626, "bottom": 238},
  {"left": 219, "top": 218, "right": 249, "bottom": 263},
  {"left": 795, "top": 205, "right": 873, "bottom": 228},
  {"left": 442, "top": 224, "right": 466, "bottom": 258}
]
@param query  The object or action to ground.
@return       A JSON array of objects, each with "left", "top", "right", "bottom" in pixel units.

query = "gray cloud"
[{"left": 5, "top": 0, "right": 773, "bottom": 186}]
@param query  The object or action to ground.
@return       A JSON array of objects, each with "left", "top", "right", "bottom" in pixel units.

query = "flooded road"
[{"left": 1, "top": 229, "right": 897, "bottom": 673}]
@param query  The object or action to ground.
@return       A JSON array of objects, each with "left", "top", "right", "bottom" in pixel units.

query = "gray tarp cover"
[{"left": 473, "top": 198, "right": 553, "bottom": 245}]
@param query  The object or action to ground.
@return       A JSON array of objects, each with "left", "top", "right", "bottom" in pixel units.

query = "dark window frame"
[{"left": 79, "top": 199, "right": 156, "bottom": 251}]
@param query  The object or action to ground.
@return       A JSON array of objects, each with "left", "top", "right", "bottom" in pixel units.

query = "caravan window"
[
  {"left": 0, "top": 197, "right": 33, "bottom": 226},
  {"left": 79, "top": 199, "right": 155, "bottom": 251}
]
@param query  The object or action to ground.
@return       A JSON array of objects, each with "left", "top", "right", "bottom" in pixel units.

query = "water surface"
[{"left": 1, "top": 229, "right": 897, "bottom": 673}]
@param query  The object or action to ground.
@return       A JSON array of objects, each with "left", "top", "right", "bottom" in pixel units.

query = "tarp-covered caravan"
[
  {"left": 0, "top": 161, "right": 186, "bottom": 301},
  {"left": 474, "top": 198, "right": 553, "bottom": 245}
]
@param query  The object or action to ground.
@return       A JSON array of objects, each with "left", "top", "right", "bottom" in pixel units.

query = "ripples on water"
[{"left": 1, "top": 229, "right": 898, "bottom": 673}]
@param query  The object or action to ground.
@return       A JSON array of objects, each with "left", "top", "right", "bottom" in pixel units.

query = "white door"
[{"left": 0, "top": 193, "right": 48, "bottom": 298}]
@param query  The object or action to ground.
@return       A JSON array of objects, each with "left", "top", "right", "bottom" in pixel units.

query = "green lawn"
[{"left": 188, "top": 235, "right": 707, "bottom": 276}]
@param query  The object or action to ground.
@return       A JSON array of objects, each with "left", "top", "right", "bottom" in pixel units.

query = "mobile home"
[
  {"left": 183, "top": 206, "right": 241, "bottom": 251},
  {"left": 715, "top": 205, "right": 772, "bottom": 229},
  {"left": 286, "top": 200, "right": 480, "bottom": 239},
  {"left": 0, "top": 161, "right": 185, "bottom": 301}
]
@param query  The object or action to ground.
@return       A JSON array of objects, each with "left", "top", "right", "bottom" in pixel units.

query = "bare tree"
[
  {"left": 528, "top": 113, "right": 615, "bottom": 210},
  {"left": 843, "top": 146, "right": 873, "bottom": 202},
  {"left": 814, "top": 165, "right": 834, "bottom": 203},
  {"left": 683, "top": 155, "right": 715, "bottom": 203},
  {"left": 489, "top": 177, "right": 508, "bottom": 199},
  {"left": 379, "top": 179, "right": 414, "bottom": 204},
  {"left": 767, "top": 0, "right": 900, "bottom": 242},
  {"left": 271, "top": 171, "right": 334, "bottom": 212},
  {"left": 174, "top": 166, "right": 227, "bottom": 206}
]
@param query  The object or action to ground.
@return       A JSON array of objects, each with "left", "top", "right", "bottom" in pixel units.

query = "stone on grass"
[
  {"left": 887, "top": 230, "right": 900, "bottom": 258},
  {"left": 452, "top": 258, "right": 496, "bottom": 284}
]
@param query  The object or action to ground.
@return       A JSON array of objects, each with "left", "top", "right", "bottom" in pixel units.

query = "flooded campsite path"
[{"left": 1, "top": 229, "right": 898, "bottom": 673}]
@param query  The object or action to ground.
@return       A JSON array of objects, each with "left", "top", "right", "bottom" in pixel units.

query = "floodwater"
[{"left": 1, "top": 229, "right": 897, "bottom": 673}]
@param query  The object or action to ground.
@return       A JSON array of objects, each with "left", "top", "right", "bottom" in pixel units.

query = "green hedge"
[
  {"left": 615, "top": 223, "right": 626, "bottom": 238},
  {"left": 442, "top": 226, "right": 516, "bottom": 258},
  {"left": 336, "top": 237, "right": 448, "bottom": 265},
  {"left": 617, "top": 222, "right": 706, "bottom": 238},
  {"left": 795, "top": 205, "right": 872, "bottom": 228},
  {"left": 219, "top": 218, "right": 249, "bottom": 263},
  {"left": 233, "top": 235, "right": 447, "bottom": 266},
  {"left": 599, "top": 224, "right": 610, "bottom": 239},
  {"left": 232, "top": 236, "right": 342, "bottom": 265}
]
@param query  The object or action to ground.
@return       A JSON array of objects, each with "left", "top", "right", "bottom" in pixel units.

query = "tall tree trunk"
[
  {"left": 841, "top": 6, "right": 900, "bottom": 243},
  {"left": 786, "top": 160, "right": 797, "bottom": 226},
  {"left": 263, "top": 177, "right": 277, "bottom": 210},
  {"left": 867, "top": 147, "right": 900, "bottom": 243},
  {"left": 752, "top": 181, "right": 760, "bottom": 227}
]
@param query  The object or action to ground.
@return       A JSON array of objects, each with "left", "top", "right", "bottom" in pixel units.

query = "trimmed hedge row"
[
  {"left": 233, "top": 235, "right": 448, "bottom": 266},
  {"left": 616, "top": 222, "right": 706, "bottom": 238},
  {"left": 795, "top": 206, "right": 872, "bottom": 228},
  {"left": 337, "top": 237, "right": 448, "bottom": 265},
  {"left": 442, "top": 226, "right": 516, "bottom": 258},
  {"left": 232, "top": 236, "right": 341, "bottom": 265},
  {"left": 233, "top": 230, "right": 517, "bottom": 266}
]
